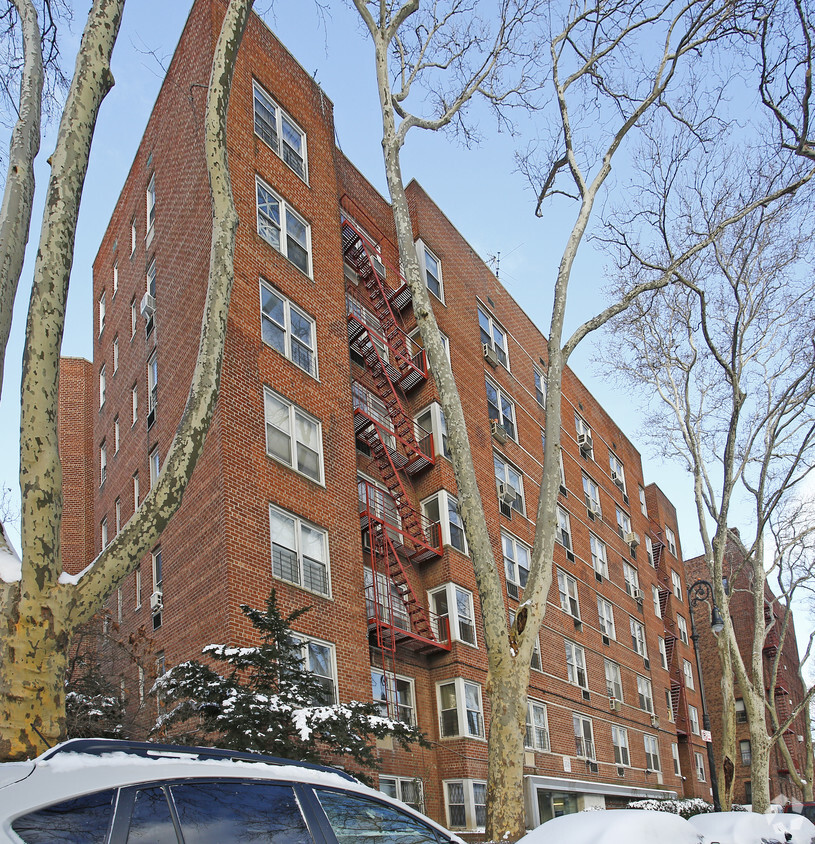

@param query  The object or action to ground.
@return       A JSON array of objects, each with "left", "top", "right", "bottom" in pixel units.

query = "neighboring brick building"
[
  {"left": 687, "top": 537, "right": 811, "bottom": 806},
  {"left": 84, "top": 0, "right": 711, "bottom": 832}
]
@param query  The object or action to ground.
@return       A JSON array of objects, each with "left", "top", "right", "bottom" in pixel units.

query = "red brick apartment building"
[
  {"left": 67, "top": 0, "right": 713, "bottom": 832},
  {"left": 687, "top": 538, "right": 811, "bottom": 807}
]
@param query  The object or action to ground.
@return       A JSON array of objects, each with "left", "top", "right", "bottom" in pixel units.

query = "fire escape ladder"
[{"left": 658, "top": 588, "right": 671, "bottom": 618}]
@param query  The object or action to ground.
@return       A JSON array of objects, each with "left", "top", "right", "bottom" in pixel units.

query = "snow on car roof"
[{"left": 689, "top": 810, "right": 815, "bottom": 844}]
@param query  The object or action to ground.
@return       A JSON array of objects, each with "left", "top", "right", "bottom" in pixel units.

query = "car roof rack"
[{"left": 41, "top": 739, "right": 357, "bottom": 782}]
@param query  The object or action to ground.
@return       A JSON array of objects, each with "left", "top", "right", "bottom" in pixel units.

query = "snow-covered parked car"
[
  {"left": 689, "top": 810, "right": 815, "bottom": 844},
  {"left": 517, "top": 808, "right": 706, "bottom": 844},
  {"left": 0, "top": 738, "right": 462, "bottom": 844}
]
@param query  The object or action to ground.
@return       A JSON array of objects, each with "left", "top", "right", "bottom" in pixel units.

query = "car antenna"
[{"left": 32, "top": 725, "right": 53, "bottom": 751}]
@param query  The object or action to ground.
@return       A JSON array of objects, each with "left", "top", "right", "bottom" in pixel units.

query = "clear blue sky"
[{"left": 0, "top": 0, "right": 721, "bottom": 563}]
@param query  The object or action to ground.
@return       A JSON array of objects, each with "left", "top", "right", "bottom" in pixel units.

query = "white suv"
[{"left": 0, "top": 739, "right": 463, "bottom": 843}]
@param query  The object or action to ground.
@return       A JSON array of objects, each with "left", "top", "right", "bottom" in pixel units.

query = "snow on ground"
[
  {"left": 689, "top": 810, "right": 815, "bottom": 844},
  {"left": 517, "top": 809, "right": 705, "bottom": 843}
]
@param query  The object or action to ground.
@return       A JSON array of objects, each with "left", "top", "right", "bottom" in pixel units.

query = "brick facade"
[{"left": 83, "top": 0, "right": 711, "bottom": 832}]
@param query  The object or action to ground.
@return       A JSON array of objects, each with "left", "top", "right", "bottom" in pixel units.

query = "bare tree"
[
  {"left": 348, "top": 0, "right": 802, "bottom": 836},
  {"left": 0, "top": 0, "right": 254, "bottom": 761}
]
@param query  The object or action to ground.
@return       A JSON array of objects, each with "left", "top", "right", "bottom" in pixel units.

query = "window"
[
  {"left": 131, "top": 383, "right": 138, "bottom": 425},
  {"left": 147, "top": 352, "right": 157, "bottom": 425},
  {"left": 666, "top": 688, "right": 674, "bottom": 721},
  {"left": 637, "top": 675, "right": 654, "bottom": 713},
  {"left": 573, "top": 714, "right": 595, "bottom": 759},
  {"left": 740, "top": 739, "right": 752, "bottom": 766},
  {"left": 130, "top": 217, "right": 136, "bottom": 255},
  {"left": 575, "top": 414, "right": 593, "bottom": 459},
  {"left": 131, "top": 298, "right": 137, "bottom": 337},
  {"left": 113, "top": 261, "right": 118, "bottom": 296},
  {"left": 605, "top": 659, "right": 623, "bottom": 700},
  {"left": 494, "top": 454, "right": 524, "bottom": 516},
  {"left": 639, "top": 485, "right": 647, "bottom": 515},
  {"left": 672, "top": 742, "right": 681, "bottom": 775},
  {"left": 100, "top": 442, "right": 107, "bottom": 486},
  {"left": 146, "top": 173, "right": 156, "bottom": 235},
  {"left": 415, "top": 402, "right": 450, "bottom": 459},
  {"left": 623, "top": 561, "right": 640, "bottom": 597},
  {"left": 683, "top": 658, "right": 695, "bottom": 690},
  {"left": 366, "top": 567, "right": 411, "bottom": 632},
  {"left": 735, "top": 698, "right": 747, "bottom": 723},
  {"left": 688, "top": 704, "right": 700, "bottom": 735},
  {"left": 526, "top": 700, "right": 550, "bottom": 751},
  {"left": 597, "top": 597, "right": 616, "bottom": 640},
  {"left": 295, "top": 636, "right": 336, "bottom": 704},
  {"left": 115, "top": 498, "right": 121, "bottom": 534},
  {"left": 583, "top": 475, "right": 602, "bottom": 516},
  {"left": 658, "top": 636, "right": 668, "bottom": 670},
  {"left": 695, "top": 751, "right": 706, "bottom": 782},
  {"left": 135, "top": 568, "right": 141, "bottom": 609},
  {"left": 98, "top": 291, "right": 106, "bottom": 335},
  {"left": 264, "top": 388, "right": 323, "bottom": 483},
  {"left": 417, "top": 241, "right": 443, "bottom": 301},
  {"left": 256, "top": 177, "right": 311, "bottom": 276},
  {"left": 11, "top": 790, "right": 118, "bottom": 841},
  {"left": 145, "top": 258, "right": 156, "bottom": 334},
  {"left": 149, "top": 447, "right": 160, "bottom": 488},
  {"left": 612, "top": 725, "right": 630, "bottom": 766},
  {"left": 100, "top": 518, "right": 108, "bottom": 549},
  {"left": 565, "top": 640, "right": 588, "bottom": 689},
  {"left": 422, "top": 490, "right": 466, "bottom": 553},
  {"left": 557, "top": 569, "right": 580, "bottom": 619},
  {"left": 112, "top": 336, "right": 119, "bottom": 373},
  {"left": 665, "top": 526, "right": 677, "bottom": 555},
  {"left": 444, "top": 780, "right": 486, "bottom": 831},
  {"left": 379, "top": 777, "right": 424, "bottom": 814},
  {"left": 609, "top": 452, "right": 626, "bottom": 493},
  {"left": 652, "top": 585, "right": 662, "bottom": 617},
  {"left": 590, "top": 534, "right": 609, "bottom": 577},
  {"left": 371, "top": 670, "right": 415, "bottom": 725},
  {"left": 644, "top": 735, "right": 661, "bottom": 772},
  {"left": 152, "top": 547, "right": 162, "bottom": 592},
  {"left": 745, "top": 780, "right": 752, "bottom": 803},
  {"left": 630, "top": 617, "right": 647, "bottom": 657},
  {"left": 259, "top": 280, "right": 317, "bottom": 377},
  {"left": 438, "top": 679, "right": 484, "bottom": 738},
  {"left": 485, "top": 378, "right": 516, "bottom": 440},
  {"left": 133, "top": 472, "right": 140, "bottom": 509},
  {"left": 502, "top": 531, "right": 529, "bottom": 601},
  {"left": 478, "top": 305, "right": 508, "bottom": 368},
  {"left": 429, "top": 583, "right": 476, "bottom": 646},
  {"left": 671, "top": 570, "right": 683, "bottom": 600},
  {"left": 616, "top": 507, "right": 632, "bottom": 538},
  {"left": 645, "top": 534, "right": 655, "bottom": 566},
  {"left": 252, "top": 81, "right": 307, "bottom": 179},
  {"left": 556, "top": 508, "right": 572, "bottom": 550},
  {"left": 269, "top": 505, "right": 329, "bottom": 596},
  {"left": 677, "top": 613, "right": 689, "bottom": 644},
  {"left": 533, "top": 366, "right": 546, "bottom": 406},
  {"left": 99, "top": 366, "right": 106, "bottom": 408}
]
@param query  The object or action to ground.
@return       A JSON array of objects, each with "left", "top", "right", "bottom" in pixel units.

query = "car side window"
[
  {"left": 11, "top": 789, "right": 116, "bottom": 843},
  {"left": 170, "top": 781, "right": 313, "bottom": 843},
  {"left": 127, "top": 787, "right": 178, "bottom": 843},
  {"left": 315, "top": 788, "right": 444, "bottom": 844}
]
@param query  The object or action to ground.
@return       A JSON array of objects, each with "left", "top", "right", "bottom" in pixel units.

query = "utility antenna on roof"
[{"left": 486, "top": 251, "right": 501, "bottom": 280}]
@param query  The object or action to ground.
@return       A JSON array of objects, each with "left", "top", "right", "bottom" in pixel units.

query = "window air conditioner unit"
[
  {"left": 633, "top": 588, "right": 645, "bottom": 602},
  {"left": 497, "top": 482, "right": 517, "bottom": 505},
  {"left": 587, "top": 500, "right": 601, "bottom": 517},
  {"left": 609, "top": 697, "right": 620, "bottom": 712},
  {"left": 140, "top": 292, "right": 156, "bottom": 318},
  {"left": 483, "top": 343, "right": 499, "bottom": 367},
  {"left": 650, "top": 714, "right": 660, "bottom": 728},
  {"left": 507, "top": 581, "right": 519, "bottom": 601},
  {"left": 617, "top": 766, "right": 626, "bottom": 777},
  {"left": 577, "top": 433, "right": 593, "bottom": 454},
  {"left": 371, "top": 254, "right": 386, "bottom": 279},
  {"left": 587, "top": 761, "right": 599, "bottom": 774},
  {"left": 150, "top": 590, "right": 163, "bottom": 613},
  {"left": 611, "top": 469, "right": 624, "bottom": 489},
  {"left": 490, "top": 419, "right": 508, "bottom": 443},
  {"left": 625, "top": 531, "right": 640, "bottom": 549}
]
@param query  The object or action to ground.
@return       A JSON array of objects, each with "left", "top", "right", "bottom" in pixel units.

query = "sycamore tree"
[
  {"left": 152, "top": 590, "right": 427, "bottom": 782},
  {"left": 0, "top": 0, "right": 254, "bottom": 760},
  {"left": 350, "top": 0, "right": 812, "bottom": 837}
]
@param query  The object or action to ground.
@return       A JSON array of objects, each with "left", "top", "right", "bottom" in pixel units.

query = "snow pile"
[
  {"left": 0, "top": 523, "right": 21, "bottom": 583},
  {"left": 689, "top": 811, "right": 815, "bottom": 844},
  {"left": 628, "top": 796, "right": 714, "bottom": 819},
  {"left": 517, "top": 809, "right": 704, "bottom": 844}
]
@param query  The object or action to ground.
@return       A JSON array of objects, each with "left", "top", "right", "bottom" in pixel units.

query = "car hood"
[{"left": 0, "top": 762, "right": 35, "bottom": 790}]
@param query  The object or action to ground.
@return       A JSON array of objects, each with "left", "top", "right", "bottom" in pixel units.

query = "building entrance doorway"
[{"left": 536, "top": 790, "right": 578, "bottom": 823}]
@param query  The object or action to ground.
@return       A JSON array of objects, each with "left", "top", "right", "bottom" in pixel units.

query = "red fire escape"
[{"left": 342, "top": 211, "right": 449, "bottom": 658}]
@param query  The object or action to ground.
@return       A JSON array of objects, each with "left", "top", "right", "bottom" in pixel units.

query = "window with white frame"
[
  {"left": 575, "top": 414, "right": 593, "bottom": 459},
  {"left": 114, "top": 417, "right": 120, "bottom": 454},
  {"left": 99, "top": 366, "right": 106, "bottom": 408},
  {"left": 101, "top": 518, "right": 108, "bottom": 549},
  {"left": 639, "top": 485, "right": 647, "bottom": 515},
  {"left": 263, "top": 387, "right": 323, "bottom": 483},
  {"left": 557, "top": 569, "right": 580, "bottom": 619},
  {"left": 135, "top": 568, "right": 141, "bottom": 609},
  {"left": 735, "top": 698, "right": 747, "bottom": 723},
  {"left": 151, "top": 546, "right": 162, "bottom": 593},
  {"left": 644, "top": 734, "right": 661, "bottom": 772},
  {"left": 131, "top": 384, "right": 138, "bottom": 425},
  {"left": 133, "top": 472, "right": 140, "bottom": 509},
  {"left": 573, "top": 714, "right": 595, "bottom": 759},
  {"left": 526, "top": 700, "right": 550, "bottom": 751},
  {"left": 371, "top": 670, "right": 415, "bottom": 725},
  {"left": 740, "top": 739, "right": 752, "bottom": 766},
  {"left": 379, "top": 777, "right": 424, "bottom": 813},
  {"left": 438, "top": 679, "right": 484, "bottom": 739},
  {"left": 637, "top": 675, "right": 654, "bottom": 713},
  {"left": 146, "top": 258, "right": 156, "bottom": 333},
  {"left": 149, "top": 447, "right": 160, "bottom": 488},
  {"left": 256, "top": 177, "right": 311, "bottom": 276},
  {"left": 260, "top": 279, "right": 317, "bottom": 377},
  {"left": 366, "top": 567, "right": 410, "bottom": 631},
  {"left": 583, "top": 475, "right": 602, "bottom": 516},
  {"left": 671, "top": 742, "right": 681, "bottom": 775},
  {"left": 485, "top": 377, "right": 516, "bottom": 440},
  {"left": 695, "top": 751, "right": 706, "bottom": 781},
  {"left": 294, "top": 635, "right": 336, "bottom": 704},
  {"left": 658, "top": 636, "right": 668, "bottom": 670},
  {"left": 616, "top": 507, "right": 632, "bottom": 538},
  {"left": 609, "top": 452, "right": 626, "bottom": 493},
  {"left": 665, "top": 526, "right": 677, "bottom": 555},
  {"left": 683, "top": 658, "right": 695, "bottom": 690},
  {"left": 130, "top": 217, "right": 136, "bottom": 255},
  {"left": 269, "top": 504, "right": 329, "bottom": 596},
  {"left": 597, "top": 597, "right": 616, "bottom": 640},
  {"left": 605, "top": 659, "right": 623, "bottom": 700},
  {"left": 671, "top": 570, "right": 683, "bottom": 600},
  {"left": 115, "top": 498, "right": 121, "bottom": 534},
  {"left": 645, "top": 534, "right": 655, "bottom": 566},
  {"left": 147, "top": 352, "right": 157, "bottom": 424},
  {"left": 590, "top": 534, "right": 609, "bottom": 577},
  {"left": 665, "top": 688, "right": 674, "bottom": 721},
  {"left": 533, "top": 366, "right": 546, "bottom": 406},
  {"left": 630, "top": 617, "right": 647, "bottom": 657},
  {"left": 98, "top": 291, "right": 106, "bottom": 336},
  {"left": 494, "top": 453, "right": 524, "bottom": 515},
  {"left": 113, "top": 261, "right": 118, "bottom": 296},
  {"left": 130, "top": 299, "right": 137, "bottom": 337},
  {"left": 623, "top": 561, "right": 640, "bottom": 597},
  {"left": 652, "top": 585, "right": 662, "bottom": 617},
  {"left": 429, "top": 583, "right": 476, "bottom": 646},
  {"left": 416, "top": 403, "right": 450, "bottom": 460},
  {"left": 478, "top": 305, "right": 508, "bottom": 368},
  {"left": 688, "top": 704, "right": 700, "bottom": 735},
  {"left": 502, "top": 531, "right": 530, "bottom": 601},
  {"left": 253, "top": 81, "right": 307, "bottom": 179},
  {"left": 422, "top": 490, "right": 466, "bottom": 554},
  {"left": 557, "top": 508, "right": 572, "bottom": 550},
  {"left": 113, "top": 336, "right": 119, "bottom": 374},
  {"left": 100, "top": 442, "right": 107, "bottom": 486},
  {"left": 444, "top": 780, "right": 486, "bottom": 831},
  {"left": 612, "top": 725, "right": 630, "bottom": 766},
  {"left": 677, "top": 613, "right": 689, "bottom": 644},
  {"left": 565, "top": 640, "right": 588, "bottom": 689},
  {"left": 417, "top": 241, "right": 443, "bottom": 301}
]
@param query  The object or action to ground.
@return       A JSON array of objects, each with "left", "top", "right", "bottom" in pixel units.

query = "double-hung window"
[
  {"left": 429, "top": 583, "right": 476, "bottom": 646},
  {"left": 99, "top": 366, "right": 106, "bottom": 408},
  {"left": 444, "top": 781, "right": 486, "bottom": 831},
  {"left": 609, "top": 453, "right": 626, "bottom": 493},
  {"left": 526, "top": 700, "right": 550, "bottom": 752},
  {"left": 371, "top": 670, "right": 415, "bottom": 725},
  {"left": 438, "top": 679, "right": 484, "bottom": 738},
  {"left": 379, "top": 777, "right": 423, "bottom": 813},
  {"left": 672, "top": 743, "right": 681, "bottom": 775},
  {"left": 583, "top": 475, "right": 601, "bottom": 517},
  {"left": 113, "top": 336, "right": 119, "bottom": 374},
  {"left": 494, "top": 453, "right": 524, "bottom": 516},
  {"left": 253, "top": 81, "right": 307, "bottom": 179},
  {"left": 617, "top": 507, "right": 632, "bottom": 539},
  {"left": 100, "top": 442, "right": 107, "bottom": 486},
  {"left": 695, "top": 751, "right": 706, "bottom": 782},
  {"left": 147, "top": 352, "right": 158, "bottom": 427},
  {"left": 557, "top": 569, "right": 580, "bottom": 619},
  {"left": 486, "top": 378, "right": 516, "bottom": 440},
  {"left": 415, "top": 403, "right": 450, "bottom": 460},
  {"left": 740, "top": 739, "right": 752, "bottom": 766},
  {"left": 683, "top": 659, "right": 695, "bottom": 690},
  {"left": 658, "top": 636, "right": 668, "bottom": 670},
  {"left": 422, "top": 490, "right": 466, "bottom": 554},
  {"left": 573, "top": 714, "right": 595, "bottom": 760},
  {"left": 665, "top": 526, "right": 678, "bottom": 555},
  {"left": 612, "top": 725, "right": 630, "bottom": 766},
  {"left": 502, "top": 532, "right": 530, "bottom": 600},
  {"left": 565, "top": 640, "right": 588, "bottom": 689},
  {"left": 575, "top": 415, "right": 593, "bottom": 459},
  {"left": 637, "top": 675, "right": 654, "bottom": 713},
  {"left": 146, "top": 173, "right": 156, "bottom": 237},
  {"left": 623, "top": 562, "right": 640, "bottom": 598},
  {"left": 645, "top": 535, "right": 655, "bottom": 566},
  {"left": 269, "top": 504, "right": 329, "bottom": 596},
  {"left": 149, "top": 448, "right": 160, "bottom": 488},
  {"left": 590, "top": 534, "right": 609, "bottom": 577},
  {"left": 644, "top": 735, "right": 661, "bottom": 772},
  {"left": 263, "top": 388, "right": 323, "bottom": 483},
  {"left": 417, "top": 241, "right": 443, "bottom": 300},
  {"left": 677, "top": 613, "right": 689, "bottom": 644},
  {"left": 630, "top": 617, "right": 647, "bottom": 657},
  {"left": 597, "top": 597, "right": 616, "bottom": 640},
  {"left": 98, "top": 291, "right": 106, "bottom": 336},
  {"left": 652, "top": 585, "right": 662, "bottom": 617},
  {"left": 478, "top": 305, "right": 508, "bottom": 368},
  {"left": 256, "top": 177, "right": 311, "bottom": 276},
  {"left": 556, "top": 508, "right": 572, "bottom": 550},
  {"left": 294, "top": 635, "right": 336, "bottom": 704},
  {"left": 639, "top": 485, "right": 647, "bottom": 515},
  {"left": 605, "top": 659, "right": 623, "bottom": 700},
  {"left": 533, "top": 366, "right": 546, "bottom": 406},
  {"left": 671, "top": 570, "right": 683, "bottom": 600},
  {"left": 260, "top": 280, "right": 317, "bottom": 377},
  {"left": 688, "top": 704, "right": 701, "bottom": 735}
]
